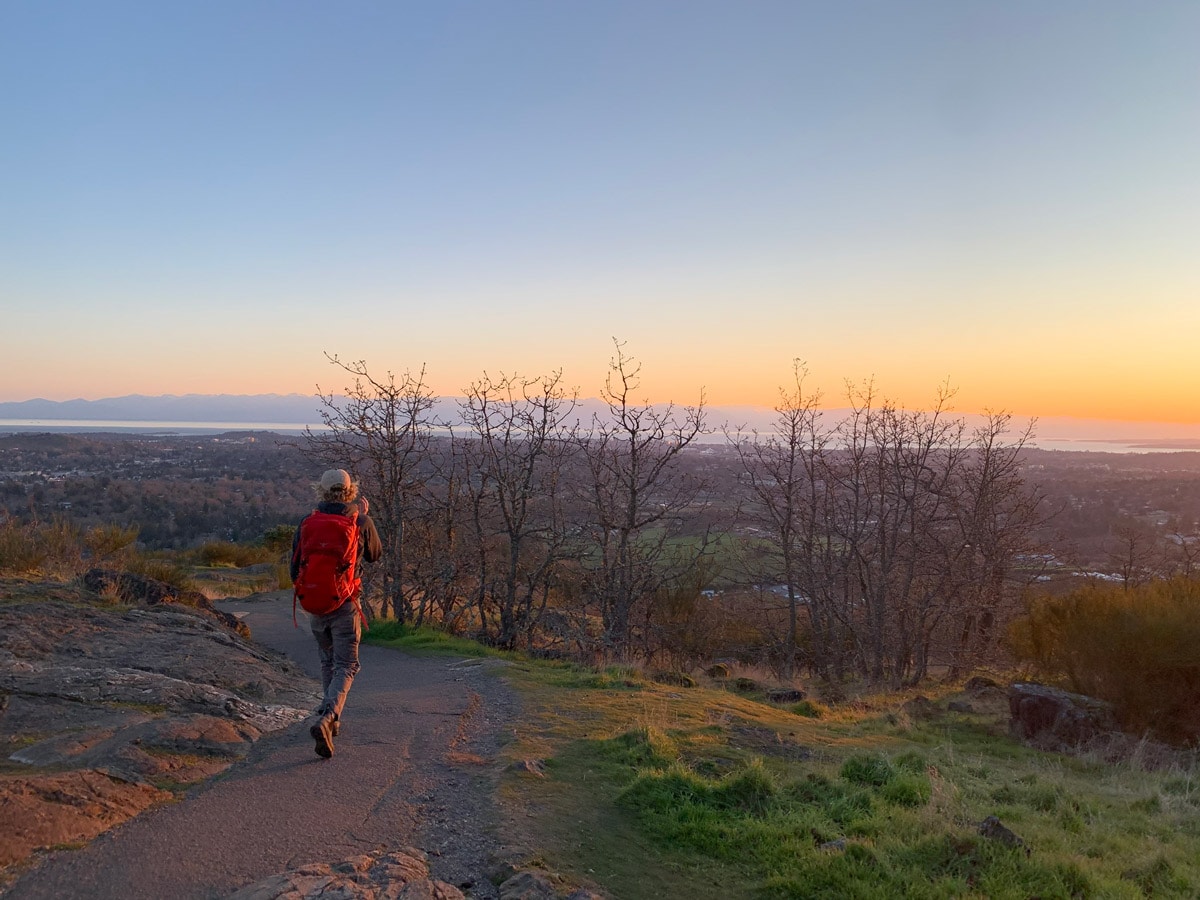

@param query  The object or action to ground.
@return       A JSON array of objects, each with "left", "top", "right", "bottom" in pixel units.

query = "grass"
[
  {"left": 191, "top": 564, "right": 287, "bottom": 598},
  {"left": 364, "top": 618, "right": 504, "bottom": 658},
  {"left": 413, "top": 643, "right": 1200, "bottom": 899}
]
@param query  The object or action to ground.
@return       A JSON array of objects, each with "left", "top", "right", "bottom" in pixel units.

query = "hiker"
[{"left": 290, "top": 468, "right": 383, "bottom": 758}]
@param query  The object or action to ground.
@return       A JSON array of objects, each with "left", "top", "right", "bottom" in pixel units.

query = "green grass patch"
[
  {"left": 368, "top": 631, "right": 1200, "bottom": 898},
  {"left": 789, "top": 699, "right": 825, "bottom": 718},
  {"left": 364, "top": 619, "right": 500, "bottom": 658}
]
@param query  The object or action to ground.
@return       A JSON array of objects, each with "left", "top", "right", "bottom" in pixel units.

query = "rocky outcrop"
[
  {"left": 0, "top": 580, "right": 318, "bottom": 872},
  {"left": 226, "top": 849, "right": 606, "bottom": 900},
  {"left": 1008, "top": 682, "right": 1117, "bottom": 748},
  {"left": 81, "top": 567, "right": 250, "bottom": 637},
  {"left": 0, "top": 770, "right": 171, "bottom": 868},
  {"left": 227, "top": 848, "right": 465, "bottom": 900}
]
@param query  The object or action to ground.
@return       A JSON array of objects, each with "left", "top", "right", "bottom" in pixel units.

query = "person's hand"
[{"left": 359, "top": 496, "right": 369, "bottom": 515}]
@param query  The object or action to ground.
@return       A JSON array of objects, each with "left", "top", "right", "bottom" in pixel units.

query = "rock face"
[
  {"left": 81, "top": 566, "right": 251, "bottom": 637},
  {"left": 0, "top": 770, "right": 170, "bottom": 868},
  {"left": 0, "top": 578, "right": 318, "bottom": 873},
  {"left": 1008, "top": 682, "right": 1117, "bottom": 748},
  {"left": 227, "top": 847, "right": 465, "bottom": 900},
  {"left": 225, "top": 848, "right": 608, "bottom": 900}
]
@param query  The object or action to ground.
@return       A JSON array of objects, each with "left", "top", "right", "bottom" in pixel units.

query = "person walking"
[{"left": 290, "top": 468, "right": 383, "bottom": 758}]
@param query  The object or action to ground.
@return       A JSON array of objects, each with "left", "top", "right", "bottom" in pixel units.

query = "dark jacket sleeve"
[
  {"left": 358, "top": 514, "right": 383, "bottom": 564},
  {"left": 289, "top": 517, "right": 306, "bottom": 582}
]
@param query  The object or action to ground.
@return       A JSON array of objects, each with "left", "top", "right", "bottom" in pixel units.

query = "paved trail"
[{"left": 5, "top": 593, "right": 513, "bottom": 900}]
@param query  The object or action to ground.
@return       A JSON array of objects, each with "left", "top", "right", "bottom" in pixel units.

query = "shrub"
[
  {"left": 196, "top": 540, "right": 275, "bottom": 568},
  {"left": 260, "top": 524, "right": 296, "bottom": 554},
  {"left": 84, "top": 523, "right": 138, "bottom": 564},
  {"left": 122, "top": 556, "right": 196, "bottom": 593},
  {"left": 789, "top": 699, "right": 824, "bottom": 718},
  {"left": 39, "top": 517, "right": 83, "bottom": 577},
  {"left": 0, "top": 516, "right": 84, "bottom": 577},
  {"left": 1008, "top": 577, "right": 1200, "bottom": 744},
  {"left": 0, "top": 516, "right": 46, "bottom": 574}
]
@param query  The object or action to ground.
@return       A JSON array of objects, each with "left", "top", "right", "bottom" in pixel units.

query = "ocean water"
[
  {"left": 1030, "top": 439, "right": 1198, "bottom": 454},
  {"left": 2, "top": 420, "right": 1196, "bottom": 454}
]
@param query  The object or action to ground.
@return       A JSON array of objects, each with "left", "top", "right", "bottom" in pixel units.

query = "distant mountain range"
[
  {"left": 0, "top": 392, "right": 763, "bottom": 430},
  {"left": 0, "top": 393, "right": 328, "bottom": 423},
  {"left": 3, "top": 394, "right": 1199, "bottom": 449}
]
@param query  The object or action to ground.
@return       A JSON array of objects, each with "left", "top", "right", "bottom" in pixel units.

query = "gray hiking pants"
[{"left": 309, "top": 600, "right": 361, "bottom": 720}]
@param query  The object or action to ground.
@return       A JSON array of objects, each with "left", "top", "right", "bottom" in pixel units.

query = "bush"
[
  {"left": 260, "top": 524, "right": 296, "bottom": 554},
  {"left": 196, "top": 540, "right": 274, "bottom": 568},
  {"left": 789, "top": 699, "right": 825, "bottom": 718},
  {"left": 84, "top": 523, "right": 138, "bottom": 564},
  {"left": 122, "top": 556, "right": 196, "bottom": 593},
  {"left": 0, "top": 516, "right": 82, "bottom": 577},
  {"left": 0, "top": 517, "right": 46, "bottom": 574},
  {"left": 1008, "top": 577, "right": 1200, "bottom": 744}
]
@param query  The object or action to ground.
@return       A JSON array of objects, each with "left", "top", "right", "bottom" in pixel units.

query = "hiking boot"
[
  {"left": 310, "top": 714, "right": 335, "bottom": 759},
  {"left": 331, "top": 717, "right": 340, "bottom": 738}
]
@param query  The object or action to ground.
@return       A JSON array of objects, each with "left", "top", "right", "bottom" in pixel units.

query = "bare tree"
[
  {"left": 579, "top": 341, "right": 709, "bottom": 658},
  {"left": 945, "top": 413, "right": 1048, "bottom": 676},
  {"left": 1166, "top": 531, "right": 1200, "bottom": 579},
  {"left": 1106, "top": 519, "right": 1165, "bottom": 589},
  {"left": 457, "top": 371, "right": 579, "bottom": 650},
  {"left": 727, "top": 360, "right": 829, "bottom": 678},
  {"left": 304, "top": 354, "right": 437, "bottom": 620},
  {"left": 732, "top": 372, "right": 1046, "bottom": 686},
  {"left": 403, "top": 435, "right": 474, "bottom": 630}
]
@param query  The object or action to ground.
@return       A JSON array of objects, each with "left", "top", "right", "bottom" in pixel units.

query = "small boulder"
[
  {"left": 1008, "top": 683, "right": 1117, "bottom": 747},
  {"left": 965, "top": 675, "right": 1001, "bottom": 692},
  {"left": 978, "top": 815, "right": 1028, "bottom": 852},
  {"left": 732, "top": 677, "right": 759, "bottom": 693},
  {"left": 705, "top": 663, "right": 731, "bottom": 679}
]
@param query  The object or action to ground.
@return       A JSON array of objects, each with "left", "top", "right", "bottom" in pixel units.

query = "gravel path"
[{"left": 4, "top": 592, "right": 515, "bottom": 900}]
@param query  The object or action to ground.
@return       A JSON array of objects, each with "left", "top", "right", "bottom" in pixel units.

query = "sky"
[{"left": 2, "top": 1, "right": 1198, "bottom": 425}]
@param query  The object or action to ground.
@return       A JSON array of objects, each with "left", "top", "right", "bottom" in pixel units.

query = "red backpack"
[{"left": 292, "top": 510, "right": 361, "bottom": 623}]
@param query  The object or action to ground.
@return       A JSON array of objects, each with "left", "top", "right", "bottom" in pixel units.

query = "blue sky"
[{"left": 3, "top": 1, "right": 1198, "bottom": 423}]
